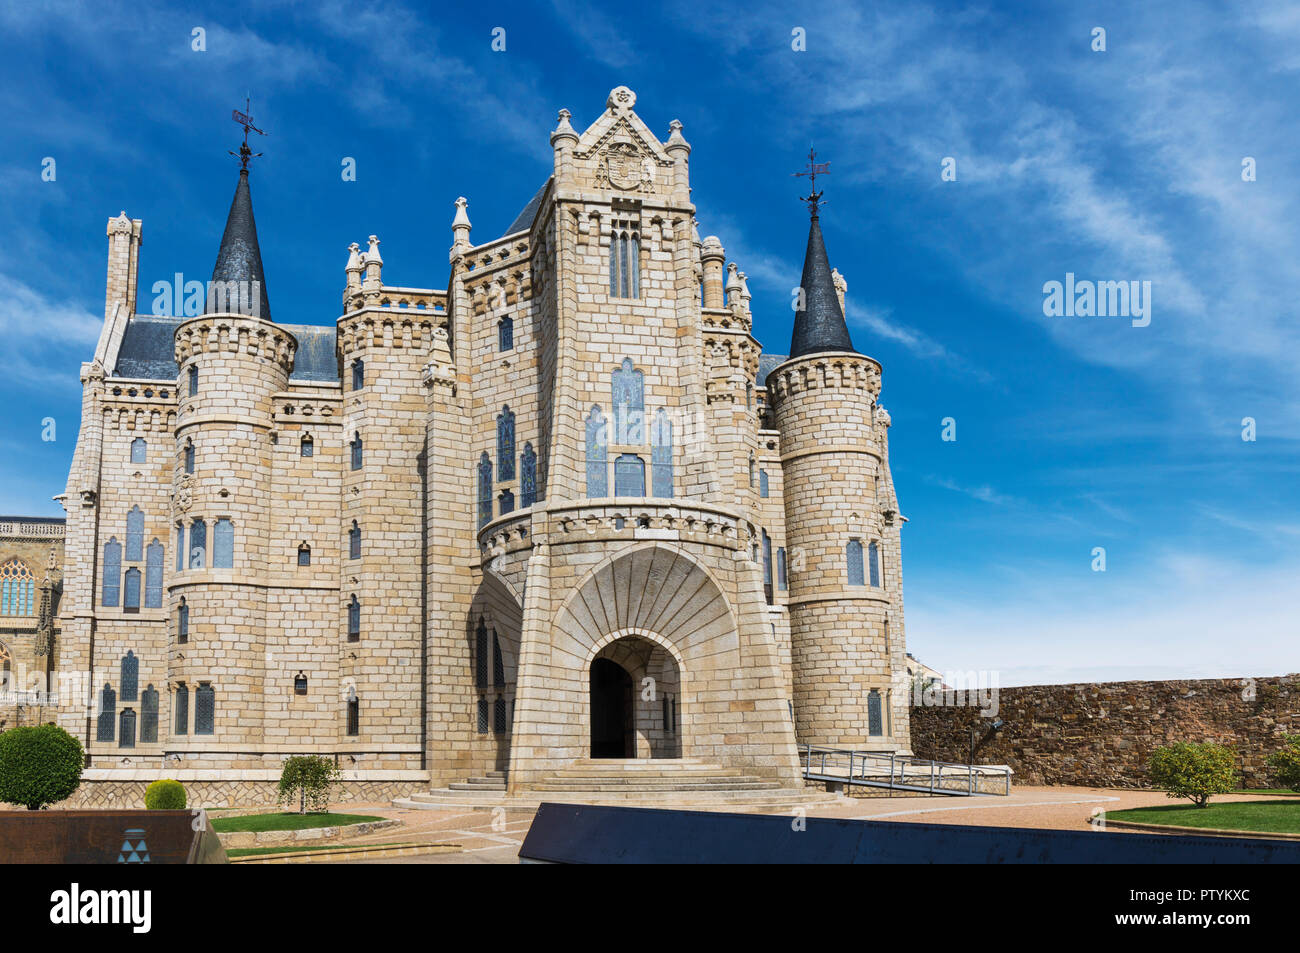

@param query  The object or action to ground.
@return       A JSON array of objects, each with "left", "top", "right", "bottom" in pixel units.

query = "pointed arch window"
[
  {"left": 195, "top": 683, "right": 215, "bottom": 735},
  {"left": 126, "top": 506, "right": 145, "bottom": 561},
  {"left": 120, "top": 651, "right": 138, "bottom": 701},
  {"left": 868, "top": 541, "right": 881, "bottom": 587},
  {"left": 300, "top": 434, "right": 314, "bottom": 457},
  {"left": 1, "top": 559, "right": 34, "bottom": 616},
  {"left": 846, "top": 539, "right": 865, "bottom": 586},
  {"left": 352, "top": 358, "right": 364, "bottom": 390},
  {"left": 102, "top": 539, "right": 121, "bottom": 606},
  {"left": 119, "top": 708, "right": 136, "bottom": 748},
  {"left": 174, "top": 683, "right": 189, "bottom": 735},
  {"left": 297, "top": 542, "right": 311, "bottom": 567},
  {"left": 351, "top": 432, "right": 363, "bottom": 470},
  {"left": 347, "top": 595, "right": 360, "bottom": 641},
  {"left": 868, "top": 689, "right": 884, "bottom": 737},
  {"left": 585, "top": 407, "right": 607, "bottom": 497},
  {"left": 499, "top": 489, "right": 514, "bottom": 515},
  {"left": 777, "top": 546, "right": 788, "bottom": 591},
  {"left": 762, "top": 529, "right": 773, "bottom": 586},
  {"left": 651, "top": 408, "right": 673, "bottom": 498},
  {"left": 498, "top": 316, "right": 514, "bottom": 351},
  {"left": 759, "top": 469, "right": 770, "bottom": 498},
  {"left": 184, "top": 439, "right": 195, "bottom": 475},
  {"left": 492, "top": 632, "right": 505, "bottom": 686},
  {"left": 130, "top": 438, "right": 147, "bottom": 463},
  {"left": 609, "top": 223, "right": 640, "bottom": 298},
  {"left": 520, "top": 442, "right": 537, "bottom": 507},
  {"left": 611, "top": 358, "right": 644, "bottom": 444},
  {"left": 174, "top": 524, "right": 184, "bottom": 571},
  {"left": 123, "top": 568, "right": 142, "bottom": 611},
  {"left": 475, "top": 618, "right": 488, "bottom": 689},
  {"left": 96, "top": 683, "right": 115, "bottom": 742},
  {"left": 189, "top": 519, "right": 206, "bottom": 569},
  {"left": 214, "top": 518, "right": 233, "bottom": 568},
  {"left": 145, "top": 539, "right": 163, "bottom": 607},
  {"left": 177, "top": 598, "right": 188, "bottom": 644},
  {"left": 141, "top": 685, "right": 159, "bottom": 743},
  {"left": 497, "top": 407, "right": 515, "bottom": 481},
  {"left": 188, "top": 365, "right": 199, "bottom": 397},
  {"left": 348, "top": 520, "right": 361, "bottom": 560},
  {"left": 477, "top": 453, "right": 493, "bottom": 528},
  {"left": 614, "top": 454, "right": 645, "bottom": 497}
]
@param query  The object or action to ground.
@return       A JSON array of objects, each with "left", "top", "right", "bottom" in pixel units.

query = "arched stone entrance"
[{"left": 588, "top": 634, "right": 682, "bottom": 760}]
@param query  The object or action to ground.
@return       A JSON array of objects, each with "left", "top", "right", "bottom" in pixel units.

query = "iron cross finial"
[
  {"left": 792, "top": 147, "right": 830, "bottom": 216},
  {"left": 229, "top": 95, "right": 267, "bottom": 171}
]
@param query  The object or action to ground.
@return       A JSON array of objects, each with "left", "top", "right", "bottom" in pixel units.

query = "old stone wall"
[{"left": 910, "top": 674, "right": 1300, "bottom": 788}]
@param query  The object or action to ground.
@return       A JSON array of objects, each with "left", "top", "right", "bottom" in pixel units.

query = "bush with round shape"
[
  {"left": 1267, "top": 734, "right": 1300, "bottom": 792},
  {"left": 144, "top": 778, "right": 187, "bottom": 809},
  {"left": 278, "top": 755, "right": 340, "bottom": 814},
  {"left": 1148, "top": 742, "right": 1237, "bottom": 808},
  {"left": 0, "top": 723, "right": 84, "bottom": 810}
]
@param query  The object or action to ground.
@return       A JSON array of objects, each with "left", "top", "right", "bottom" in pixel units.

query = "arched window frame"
[
  {"left": 119, "top": 708, "right": 136, "bottom": 749},
  {"left": 102, "top": 539, "right": 121, "bottom": 606},
  {"left": 96, "top": 683, "right": 116, "bottom": 742},
  {"left": 213, "top": 518, "right": 234, "bottom": 569},
  {"left": 350, "top": 432, "right": 363, "bottom": 471},
  {"left": 868, "top": 540, "right": 881, "bottom": 587},
  {"left": 348, "top": 520, "right": 361, "bottom": 560},
  {"left": 174, "top": 683, "right": 189, "bottom": 735},
  {"left": 846, "top": 539, "right": 865, "bottom": 586},
  {"left": 611, "top": 358, "right": 644, "bottom": 444},
  {"left": 497, "top": 406, "right": 515, "bottom": 481},
  {"left": 195, "top": 682, "right": 215, "bottom": 735},
  {"left": 352, "top": 358, "right": 365, "bottom": 391},
  {"left": 125, "top": 506, "right": 145, "bottom": 562},
  {"left": 145, "top": 539, "right": 163, "bottom": 607},
  {"left": 184, "top": 439, "right": 195, "bottom": 475},
  {"left": 123, "top": 567, "right": 142, "bottom": 612},
  {"left": 498, "top": 316, "right": 514, "bottom": 352},
  {"left": 187, "top": 365, "right": 199, "bottom": 397},
  {"left": 300, "top": 433, "right": 314, "bottom": 457},
  {"left": 141, "top": 685, "right": 159, "bottom": 743},
  {"left": 651, "top": 408, "right": 673, "bottom": 499},
  {"left": 177, "top": 598, "right": 189, "bottom": 644},
  {"left": 297, "top": 542, "right": 311, "bottom": 567},
  {"left": 585, "top": 407, "right": 607, "bottom": 497},
  {"left": 0, "top": 559, "right": 35, "bottom": 617},
  {"left": 189, "top": 519, "right": 207, "bottom": 569},
  {"left": 130, "top": 437, "right": 147, "bottom": 463},
  {"left": 759, "top": 469, "right": 770, "bottom": 498},
  {"left": 498, "top": 489, "right": 514, "bottom": 515},
  {"left": 347, "top": 595, "right": 361, "bottom": 642},
  {"left": 120, "top": 650, "right": 138, "bottom": 702},
  {"left": 520, "top": 442, "right": 537, "bottom": 507},
  {"left": 476, "top": 453, "right": 493, "bottom": 528}
]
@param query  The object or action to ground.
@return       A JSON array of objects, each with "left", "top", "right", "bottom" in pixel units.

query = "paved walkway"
[{"left": 314, "top": 786, "right": 1290, "bottom": 864}]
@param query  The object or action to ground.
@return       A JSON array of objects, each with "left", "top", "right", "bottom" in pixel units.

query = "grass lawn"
[
  {"left": 226, "top": 841, "right": 404, "bottom": 858},
  {"left": 1106, "top": 800, "right": 1300, "bottom": 834},
  {"left": 1235, "top": 788, "right": 1300, "bottom": 796},
  {"left": 210, "top": 812, "right": 385, "bottom": 834}
]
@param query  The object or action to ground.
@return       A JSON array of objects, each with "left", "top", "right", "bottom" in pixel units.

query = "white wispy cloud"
[{"left": 0, "top": 274, "right": 101, "bottom": 388}]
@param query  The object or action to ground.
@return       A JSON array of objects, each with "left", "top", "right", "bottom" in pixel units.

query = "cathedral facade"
[{"left": 52, "top": 87, "right": 911, "bottom": 798}]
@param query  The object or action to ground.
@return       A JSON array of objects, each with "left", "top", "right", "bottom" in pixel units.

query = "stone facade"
[
  {"left": 910, "top": 675, "right": 1300, "bottom": 789},
  {"left": 47, "top": 86, "right": 911, "bottom": 801},
  {"left": 0, "top": 517, "right": 64, "bottom": 731}
]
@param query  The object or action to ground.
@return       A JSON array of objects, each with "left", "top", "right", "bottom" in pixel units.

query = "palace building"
[{"left": 50, "top": 87, "right": 912, "bottom": 804}]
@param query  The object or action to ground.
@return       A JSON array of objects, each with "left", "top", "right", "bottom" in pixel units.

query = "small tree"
[
  {"left": 1267, "top": 734, "right": 1300, "bottom": 792},
  {"left": 144, "top": 778, "right": 187, "bottom": 809},
  {"left": 0, "top": 723, "right": 84, "bottom": 810},
  {"left": 1148, "top": 742, "right": 1237, "bottom": 808},
  {"left": 278, "top": 755, "right": 340, "bottom": 814}
]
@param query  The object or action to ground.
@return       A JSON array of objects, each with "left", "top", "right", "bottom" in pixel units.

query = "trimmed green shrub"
[
  {"left": 1267, "top": 734, "right": 1300, "bottom": 792},
  {"left": 144, "top": 778, "right": 187, "bottom": 809},
  {"left": 278, "top": 755, "right": 340, "bottom": 814},
  {"left": 1148, "top": 742, "right": 1237, "bottom": 808},
  {"left": 0, "top": 723, "right": 84, "bottom": 810}
]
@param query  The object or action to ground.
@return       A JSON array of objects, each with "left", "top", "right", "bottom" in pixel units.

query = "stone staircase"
[{"left": 394, "top": 758, "right": 840, "bottom": 813}]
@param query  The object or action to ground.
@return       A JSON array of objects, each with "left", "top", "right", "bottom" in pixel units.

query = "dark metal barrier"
[
  {"left": 518, "top": 802, "right": 1300, "bottom": 864},
  {"left": 0, "top": 810, "right": 227, "bottom": 864}
]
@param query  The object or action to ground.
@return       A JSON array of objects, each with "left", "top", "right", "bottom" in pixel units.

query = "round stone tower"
[
  {"left": 769, "top": 202, "right": 904, "bottom": 750},
  {"left": 168, "top": 166, "right": 295, "bottom": 765}
]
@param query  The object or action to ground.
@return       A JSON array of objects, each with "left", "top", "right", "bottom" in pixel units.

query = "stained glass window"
[
  {"left": 847, "top": 539, "right": 865, "bottom": 586},
  {"left": 611, "top": 359, "right": 644, "bottom": 444},
  {"left": 120, "top": 651, "right": 138, "bottom": 701},
  {"left": 497, "top": 407, "right": 515, "bottom": 481},
  {"left": 126, "top": 506, "right": 144, "bottom": 561},
  {"left": 348, "top": 521, "right": 361, "bottom": 560},
  {"left": 651, "top": 408, "right": 672, "bottom": 498},
  {"left": 348, "top": 595, "right": 360, "bottom": 641},
  {"left": 0, "top": 559, "right": 34, "bottom": 616},
  {"left": 174, "top": 684, "right": 188, "bottom": 735},
  {"left": 189, "top": 519, "right": 206, "bottom": 569},
  {"left": 498, "top": 316, "right": 513, "bottom": 351},
  {"left": 123, "top": 568, "right": 141, "bottom": 611},
  {"left": 97, "top": 683, "right": 115, "bottom": 742},
  {"left": 214, "top": 519, "right": 233, "bottom": 568},
  {"left": 869, "top": 541, "right": 881, "bottom": 587},
  {"left": 130, "top": 438, "right": 147, "bottom": 463},
  {"left": 868, "top": 689, "right": 883, "bottom": 737},
  {"left": 614, "top": 454, "right": 645, "bottom": 497},
  {"left": 141, "top": 686, "right": 158, "bottom": 743},
  {"left": 477, "top": 453, "right": 493, "bottom": 528},
  {"left": 195, "top": 683, "right": 215, "bottom": 735},
  {"left": 119, "top": 709, "right": 136, "bottom": 748},
  {"left": 585, "top": 407, "right": 607, "bottom": 497},
  {"left": 145, "top": 540, "right": 163, "bottom": 607},
  {"left": 520, "top": 442, "right": 537, "bottom": 507}
]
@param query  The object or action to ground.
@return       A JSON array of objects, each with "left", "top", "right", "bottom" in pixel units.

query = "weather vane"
[
  {"left": 229, "top": 95, "right": 267, "bottom": 170},
  {"left": 793, "top": 147, "right": 829, "bottom": 216}
]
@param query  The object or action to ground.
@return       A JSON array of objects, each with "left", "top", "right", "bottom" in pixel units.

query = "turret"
[{"left": 769, "top": 197, "right": 908, "bottom": 751}]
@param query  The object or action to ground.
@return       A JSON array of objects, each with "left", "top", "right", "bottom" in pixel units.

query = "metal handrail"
[{"left": 800, "top": 743, "right": 1011, "bottom": 796}]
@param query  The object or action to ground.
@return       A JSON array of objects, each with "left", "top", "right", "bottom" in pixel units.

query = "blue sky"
[{"left": 2, "top": 0, "right": 1298, "bottom": 684}]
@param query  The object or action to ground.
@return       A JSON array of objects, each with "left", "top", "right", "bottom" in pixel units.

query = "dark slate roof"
[
  {"left": 788, "top": 212, "right": 857, "bottom": 359},
  {"left": 757, "top": 353, "right": 788, "bottom": 386},
  {"left": 282, "top": 324, "right": 339, "bottom": 382},
  {"left": 115, "top": 315, "right": 183, "bottom": 379},
  {"left": 503, "top": 182, "right": 549, "bottom": 237},
  {"left": 207, "top": 169, "right": 272, "bottom": 321},
  {"left": 113, "top": 315, "right": 338, "bottom": 383}
]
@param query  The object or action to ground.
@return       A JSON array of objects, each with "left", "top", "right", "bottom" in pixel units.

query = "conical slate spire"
[
  {"left": 789, "top": 211, "right": 855, "bottom": 359},
  {"left": 206, "top": 168, "right": 272, "bottom": 320}
]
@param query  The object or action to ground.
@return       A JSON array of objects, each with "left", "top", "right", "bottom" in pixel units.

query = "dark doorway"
[{"left": 590, "top": 657, "right": 633, "bottom": 758}]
